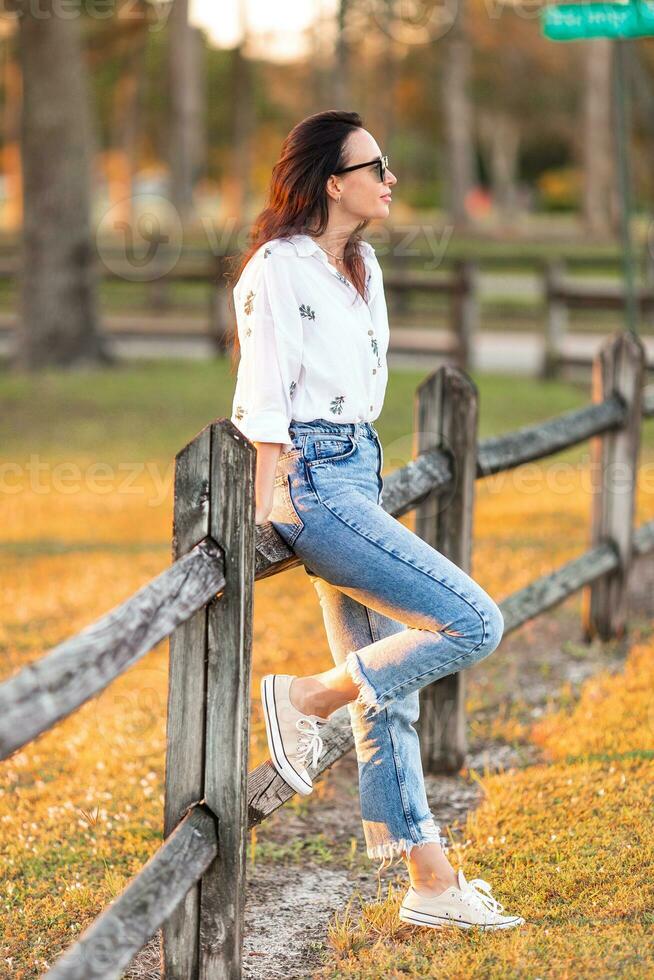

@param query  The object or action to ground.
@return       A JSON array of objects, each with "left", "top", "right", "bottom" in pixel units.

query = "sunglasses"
[{"left": 333, "top": 154, "right": 389, "bottom": 183}]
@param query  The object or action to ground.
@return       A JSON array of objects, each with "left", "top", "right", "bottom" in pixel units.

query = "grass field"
[
  {"left": 0, "top": 357, "right": 652, "bottom": 977},
  {"left": 318, "top": 632, "right": 654, "bottom": 978}
]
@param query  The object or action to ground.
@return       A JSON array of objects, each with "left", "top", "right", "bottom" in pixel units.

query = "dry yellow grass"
[
  {"left": 531, "top": 635, "right": 654, "bottom": 762},
  {"left": 317, "top": 594, "right": 654, "bottom": 977},
  {"left": 0, "top": 446, "right": 652, "bottom": 976}
]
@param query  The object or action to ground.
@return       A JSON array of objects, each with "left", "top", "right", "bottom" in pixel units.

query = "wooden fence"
[
  {"left": 543, "top": 259, "right": 654, "bottom": 378},
  {"left": 0, "top": 253, "right": 233, "bottom": 354},
  {"left": 3, "top": 250, "right": 654, "bottom": 378},
  {"left": 0, "top": 330, "right": 652, "bottom": 976},
  {"left": 383, "top": 259, "right": 478, "bottom": 369},
  {"left": 0, "top": 252, "right": 477, "bottom": 367}
]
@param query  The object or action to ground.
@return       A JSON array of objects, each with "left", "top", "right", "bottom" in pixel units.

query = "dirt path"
[{"left": 124, "top": 551, "right": 653, "bottom": 979}]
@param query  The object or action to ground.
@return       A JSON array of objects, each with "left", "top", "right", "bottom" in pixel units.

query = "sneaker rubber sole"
[
  {"left": 261, "top": 674, "right": 313, "bottom": 796},
  {"left": 398, "top": 905, "right": 525, "bottom": 931}
]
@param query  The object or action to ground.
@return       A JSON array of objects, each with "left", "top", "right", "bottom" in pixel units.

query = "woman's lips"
[{"left": 381, "top": 195, "right": 392, "bottom": 202}]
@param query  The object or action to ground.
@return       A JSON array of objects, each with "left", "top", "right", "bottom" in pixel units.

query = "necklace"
[{"left": 312, "top": 239, "right": 345, "bottom": 264}]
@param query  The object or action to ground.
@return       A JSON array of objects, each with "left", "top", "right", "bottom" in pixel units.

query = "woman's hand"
[{"left": 253, "top": 441, "right": 284, "bottom": 525}]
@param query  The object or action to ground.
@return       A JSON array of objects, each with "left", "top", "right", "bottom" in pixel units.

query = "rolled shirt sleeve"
[{"left": 232, "top": 250, "right": 304, "bottom": 445}]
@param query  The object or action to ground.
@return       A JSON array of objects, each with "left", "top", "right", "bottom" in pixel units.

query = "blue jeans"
[{"left": 267, "top": 417, "right": 505, "bottom": 871}]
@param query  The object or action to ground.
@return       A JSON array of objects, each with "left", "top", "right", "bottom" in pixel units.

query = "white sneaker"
[
  {"left": 399, "top": 868, "right": 526, "bottom": 931},
  {"left": 260, "top": 674, "right": 330, "bottom": 796}
]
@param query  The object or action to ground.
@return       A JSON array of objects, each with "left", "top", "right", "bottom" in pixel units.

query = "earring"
[{"left": 336, "top": 196, "right": 342, "bottom": 204}]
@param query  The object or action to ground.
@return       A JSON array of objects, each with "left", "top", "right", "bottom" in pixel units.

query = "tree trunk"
[
  {"left": 629, "top": 44, "right": 654, "bottom": 216},
  {"left": 441, "top": 0, "right": 475, "bottom": 228},
  {"left": 487, "top": 111, "right": 520, "bottom": 225},
  {"left": 582, "top": 38, "right": 614, "bottom": 238},
  {"left": 167, "top": 0, "right": 205, "bottom": 224},
  {"left": 16, "top": 0, "right": 108, "bottom": 370},
  {"left": 226, "top": 34, "right": 253, "bottom": 227},
  {"left": 107, "top": 27, "right": 148, "bottom": 228},
  {"left": 370, "top": 14, "right": 398, "bottom": 154},
  {"left": 333, "top": 0, "right": 351, "bottom": 108}
]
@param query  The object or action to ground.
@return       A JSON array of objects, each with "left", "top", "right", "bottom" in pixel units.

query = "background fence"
[{"left": 2, "top": 248, "right": 654, "bottom": 376}]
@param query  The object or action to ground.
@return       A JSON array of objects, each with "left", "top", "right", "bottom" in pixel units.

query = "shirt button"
[
  {"left": 368, "top": 329, "right": 373, "bottom": 335},
  {"left": 369, "top": 404, "right": 373, "bottom": 410},
  {"left": 372, "top": 369, "right": 376, "bottom": 374}
]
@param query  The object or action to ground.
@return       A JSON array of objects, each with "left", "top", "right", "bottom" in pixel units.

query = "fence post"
[
  {"left": 162, "top": 419, "right": 256, "bottom": 978},
  {"left": 582, "top": 330, "right": 645, "bottom": 641},
  {"left": 451, "top": 259, "right": 478, "bottom": 372},
  {"left": 414, "top": 365, "right": 479, "bottom": 773},
  {"left": 147, "top": 256, "right": 172, "bottom": 313},
  {"left": 542, "top": 259, "right": 568, "bottom": 379}
]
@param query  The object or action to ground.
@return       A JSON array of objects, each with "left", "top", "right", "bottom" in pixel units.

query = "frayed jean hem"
[{"left": 368, "top": 816, "right": 449, "bottom": 875}]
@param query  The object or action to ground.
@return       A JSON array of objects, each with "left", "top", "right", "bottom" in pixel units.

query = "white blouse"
[{"left": 229, "top": 233, "right": 389, "bottom": 453}]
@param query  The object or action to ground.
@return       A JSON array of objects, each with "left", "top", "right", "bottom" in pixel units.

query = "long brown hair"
[{"left": 224, "top": 109, "right": 373, "bottom": 374}]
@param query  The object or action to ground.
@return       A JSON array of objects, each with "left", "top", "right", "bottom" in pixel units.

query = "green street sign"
[{"left": 541, "top": 1, "right": 654, "bottom": 40}]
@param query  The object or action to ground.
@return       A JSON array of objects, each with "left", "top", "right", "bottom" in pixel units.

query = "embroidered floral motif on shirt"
[
  {"left": 330, "top": 395, "right": 346, "bottom": 415},
  {"left": 234, "top": 404, "right": 246, "bottom": 421},
  {"left": 244, "top": 290, "right": 255, "bottom": 315},
  {"left": 336, "top": 272, "right": 351, "bottom": 287},
  {"left": 370, "top": 336, "right": 382, "bottom": 366},
  {"left": 299, "top": 304, "right": 316, "bottom": 321},
  {"left": 263, "top": 247, "right": 272, "bottom": 258},
  {"left": 289, "top": 380, "right": 297, "bottom": 398}
]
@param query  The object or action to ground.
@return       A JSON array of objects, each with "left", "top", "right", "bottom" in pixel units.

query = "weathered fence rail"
[
  {"left": 0, "top": 537, "right": 226, "bottom": 759},
  {"left": 0, "top": 331, "right": 652, "bottom": 976},
  {"left": 45, "top": 806, "right": 219, "bottom": 980}
]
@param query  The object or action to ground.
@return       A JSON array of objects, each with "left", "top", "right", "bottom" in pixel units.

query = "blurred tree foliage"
[{"left": 3, "top": 0, "right": 654, "bottom": 212}]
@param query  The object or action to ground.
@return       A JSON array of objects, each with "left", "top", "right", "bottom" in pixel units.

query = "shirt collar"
[{"left": 287, "top": 234, "right": 321, "bottom": 257}]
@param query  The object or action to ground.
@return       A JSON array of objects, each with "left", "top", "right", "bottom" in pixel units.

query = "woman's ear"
[{"left": 326, "top": 174, "right": 342, "bottom": 201}]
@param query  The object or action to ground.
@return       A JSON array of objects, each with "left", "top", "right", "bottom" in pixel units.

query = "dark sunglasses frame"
[{"left": 333, "top": 154, "right": 389, "bottom": 183}]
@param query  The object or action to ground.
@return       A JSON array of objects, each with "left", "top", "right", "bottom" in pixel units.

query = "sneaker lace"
[
  {"left": 461, "top": 877, "right": 505, "bottom": 915},
  {"left": 295, "top": 717, "right": 325, "bottom": 769}
]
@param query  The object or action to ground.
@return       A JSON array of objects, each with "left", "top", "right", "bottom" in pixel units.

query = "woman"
[{"left": 227, "top": 110, "right": 524, "bottom": 931}]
